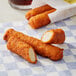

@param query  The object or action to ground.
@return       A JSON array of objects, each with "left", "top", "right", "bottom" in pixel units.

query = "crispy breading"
[
  {"left": 4, "top": 29, "right": 63, "bottom": 61},
  {"left": 25, "top": 4, "right": 54, "bottom": 20},
  {"left": 28, "top": 9, "right": 56, "bottom": 29},
  {"left": 7, "top": 37, "right": 37, "bottom": 64},
  {"left": 41, "top": 29, "right": 65, "bottom": 44}
]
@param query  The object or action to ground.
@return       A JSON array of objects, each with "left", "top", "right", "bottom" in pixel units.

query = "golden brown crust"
[
  {"left": 41, "top": 29, "right": 65, "bottom": 44},
  {"left": 25, "top": 4, "right": 54, "bottom": 20},
  {"left": 4, "top": 29, "right": 63, "bottom": 61},
  {"left": 28, "top": 9, "right": 56, "bottom": 29},
  {"left": 50, "top": 29, "right": 65, "bottom": 44},
  {"left": 29, "top": 14, "right": 50, "bottom": 29},
  {"left": 3, "top": 29, "right": 14, "bottom": 41},
  {"left": 7, "top": 37, "right": 37, "bottom": 64}
]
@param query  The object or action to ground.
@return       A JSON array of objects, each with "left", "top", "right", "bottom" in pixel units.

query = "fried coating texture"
[
  {"left": 28, "top": 9, "right": 56, "bottom": 29},
  {"left": 25, "top": 4, "right": 54, "bottom": 20},
  {"left": 4, "top": 29, "right": 63, "bottom": 61},
  {"left": 41, "top": 29, "right": 65, "bottom": 44},
  {"left": 7, "top": 37, "right": 37, "bottom": 64}
]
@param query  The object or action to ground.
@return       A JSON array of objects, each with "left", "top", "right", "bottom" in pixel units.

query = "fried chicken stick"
[
  {"left": 28, "top": 9, "right": 56, "bottom": 29},
  {"left": 7, "top": 37, "right": 37, "bottom": 64},
  {"left": 41, "top": 29, "right": 65, "bottom": 44},
  {"left": 4, "top": 29, "right": 63, "bottom": 61},
  {"left": 25, "top": 4, "right": 54, "bottom": 20}
]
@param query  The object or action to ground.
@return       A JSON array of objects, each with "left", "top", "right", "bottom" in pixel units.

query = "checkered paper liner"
[{"left": 0, "top": 16, "right": 76, "bottom": 76}]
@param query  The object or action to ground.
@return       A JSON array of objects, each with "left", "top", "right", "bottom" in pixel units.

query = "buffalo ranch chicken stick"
[
  {"left": 4, "top": 29, "right": 63, "bottom": 61},
  {"left": 7, "top": 37, "right": 37, "bottom": 64},
  {"left": 28, "top": 9, "right": 56, "bottom": 29},
  {"left": 41, "top": 29, "right": 65, "bottom": 44},
  {"left": 25, "top": 4, "right": 55, "bottom": 20}
]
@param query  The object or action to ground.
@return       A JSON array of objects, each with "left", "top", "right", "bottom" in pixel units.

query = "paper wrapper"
[{"left": 31, "top": 0, "right": 76, "bottom": 23}]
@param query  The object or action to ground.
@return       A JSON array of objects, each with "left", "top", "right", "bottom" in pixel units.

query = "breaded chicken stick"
[
  {"left": 7, "top": 37, "right": 37, "bottom": 64},
  {"left": 28, "top": 9, "right": 56, "bottom": 29},
  {"left": 41, "top": 29, "right": 65, "bottom": 44},
  {"left": 4, "top": 29, "right": 63, "bottom": 61},
  {"left": 25, "top": 4, "right": 54, "bottom": 20}
]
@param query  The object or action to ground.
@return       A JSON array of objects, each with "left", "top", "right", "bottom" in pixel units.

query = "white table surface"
[
  {"left": 0, "top": 0, "right": 76, "bottom": 23},
  {"left": 0, "top": 0, "right": 29, "bottom": 23}
]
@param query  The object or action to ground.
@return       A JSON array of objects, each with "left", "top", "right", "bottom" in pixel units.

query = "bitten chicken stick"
[
  {"left": 4, "top": 29, "right": 63, "bottom": 61},
  {"left": 7, "top": 37, "right": 37, "bottom": 64},
  {"left": 28, "top": 9, "right": 56, "bottom": 29},
  {"left": 41, "top": 29, "right": 65, "bottom": 44},
  {"left": 25, "top": 4, "right": 54, "bottom": 20}
]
